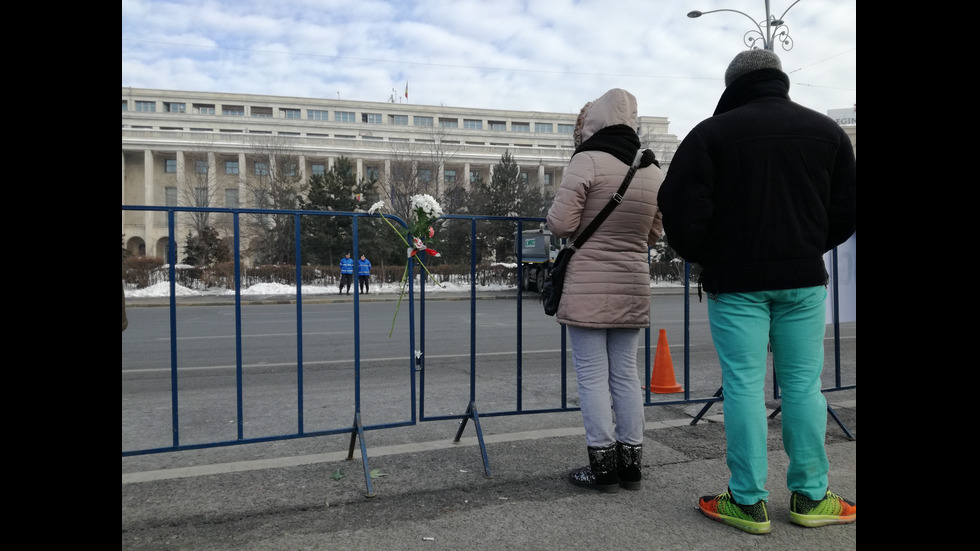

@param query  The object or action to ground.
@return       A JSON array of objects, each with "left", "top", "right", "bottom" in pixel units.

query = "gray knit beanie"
[{"left": 724, "top": 49, "right": 782, "bottom": 87}]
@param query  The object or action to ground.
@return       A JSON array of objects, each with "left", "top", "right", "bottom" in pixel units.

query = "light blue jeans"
[
  {"left": 567, "top": 326, "right": 645, "bottom": 448},
  {"left": 708, "top": 286, "right": 830, "bottom": 505}
]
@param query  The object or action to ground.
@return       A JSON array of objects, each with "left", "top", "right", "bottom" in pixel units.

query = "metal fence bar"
[{"left": 122, "top": 206, "right": 855, "bottom": 459}]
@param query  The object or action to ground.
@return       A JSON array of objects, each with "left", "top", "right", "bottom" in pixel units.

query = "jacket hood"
[{"left": 575, "top": 88, "right": 638, "bottom": 145}]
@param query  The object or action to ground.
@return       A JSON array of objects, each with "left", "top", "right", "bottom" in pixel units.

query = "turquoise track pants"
[{"left": 707, "top": 286, "right": 830, "bottom": 505}]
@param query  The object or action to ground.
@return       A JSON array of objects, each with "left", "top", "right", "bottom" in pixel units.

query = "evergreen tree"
[
  {"left": 299, "top": 157, "right": 379, "bottom": 266},
  {"left": 470, "top": 151, "right": 522, "bottom": 261},
  {"left": 182, "top": 225, "right": 230, "bottom": 266}
]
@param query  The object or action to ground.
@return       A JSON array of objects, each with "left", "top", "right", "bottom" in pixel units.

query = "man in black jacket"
[{"left": 658, "top": 49, "right": 856, "bottom": 535}]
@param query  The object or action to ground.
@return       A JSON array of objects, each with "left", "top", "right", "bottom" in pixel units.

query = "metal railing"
[{"left": 122, "top": 205, "right": 855, "bottom": 496}]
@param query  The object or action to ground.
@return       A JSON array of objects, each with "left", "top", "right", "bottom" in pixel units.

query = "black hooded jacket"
[{"left": 657, "top": 68, "right": 856, "bottom": 294}]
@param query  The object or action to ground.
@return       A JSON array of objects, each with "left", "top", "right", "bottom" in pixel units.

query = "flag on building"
[{"left": 405, "top": 82, "right": 408, "bottom": 99}]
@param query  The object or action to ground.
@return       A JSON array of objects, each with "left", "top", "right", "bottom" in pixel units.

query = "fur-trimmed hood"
[{"left": 573, "top": 88, "right": 638, "bottom": 146}]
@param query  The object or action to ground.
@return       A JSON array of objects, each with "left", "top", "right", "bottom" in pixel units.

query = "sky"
[{"left": 121, "top": 0, "right": 856, "bottom": 142}]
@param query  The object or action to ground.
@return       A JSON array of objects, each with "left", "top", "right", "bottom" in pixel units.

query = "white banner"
[{"left": 825, "top": 233, "right": 856, "bottom": 323}]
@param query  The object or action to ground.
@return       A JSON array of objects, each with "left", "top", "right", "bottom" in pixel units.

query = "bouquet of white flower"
[{"left": 368, "top": 194, "right": 445, "bottom": 337}]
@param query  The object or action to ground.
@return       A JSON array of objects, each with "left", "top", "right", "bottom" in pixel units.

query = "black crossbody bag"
[{"left": 542, "top": 149, "right": 648, "bottom": 316}]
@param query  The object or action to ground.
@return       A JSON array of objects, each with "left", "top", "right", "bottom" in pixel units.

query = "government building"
[{"left": 122, "top": 87, "right": 675, "bottom": 259}]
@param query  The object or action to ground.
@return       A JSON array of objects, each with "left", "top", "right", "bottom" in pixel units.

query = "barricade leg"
[
  {"left": 346, "top": 412, "right": 375, "bottom": 497},
  {"left": 453, "top": 401, "right": 492, "bottom": 478}
]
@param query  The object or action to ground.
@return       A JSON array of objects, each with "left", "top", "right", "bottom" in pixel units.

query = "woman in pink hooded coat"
[{"left": 546, "top": 88, "right": 664, "bottom": 493}]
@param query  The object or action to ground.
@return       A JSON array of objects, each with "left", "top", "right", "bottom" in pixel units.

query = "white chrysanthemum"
[
  {"left": 368, "top": 201, "right": 386, "bottom": 215},
  {"left": 411, "top": 194, "right": 443, "bottom": 219}
]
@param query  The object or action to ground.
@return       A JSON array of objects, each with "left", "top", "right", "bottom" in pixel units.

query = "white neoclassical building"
[{"left": 121, "top": 87, "right": 683, "bottom": 259}]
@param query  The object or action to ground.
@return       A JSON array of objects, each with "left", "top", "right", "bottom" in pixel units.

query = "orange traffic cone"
[{"left": 649, "top": 329, "right": 682, "bottom": 394}]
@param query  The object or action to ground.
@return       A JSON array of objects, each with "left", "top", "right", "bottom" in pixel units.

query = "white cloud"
[{"left": 122, "top": 0, "right": 856, "bottom": 140}]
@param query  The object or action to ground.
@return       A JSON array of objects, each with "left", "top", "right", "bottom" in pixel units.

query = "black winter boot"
[
  {"left": 616, "top": 441, "right": 642, "bottom": 490},
  {"left": 568, "top": 444, "right": 619, "bottom": 493}
]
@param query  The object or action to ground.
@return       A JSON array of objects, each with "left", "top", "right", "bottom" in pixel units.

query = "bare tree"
[
  {"left": 240, "top": 135, "right": 309, "bottom": 265},
  {"left": 377, "top": 122, "right": 468, "bottom": 222}
]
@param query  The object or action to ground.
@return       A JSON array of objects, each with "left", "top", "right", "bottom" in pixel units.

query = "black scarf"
[
  {"left": 713, "top": 68, "right": 791, "bottom": 116},
  {"left": 574, "top": 124, "right": 659, "bottom": 168}
]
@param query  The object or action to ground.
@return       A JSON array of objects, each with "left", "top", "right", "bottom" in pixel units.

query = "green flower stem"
[
  {"left": 389, "top": 263, "right": 410, "bottom": 338},
  {"left": 378, "top": 213, "right": 443, "bottom": 338}
]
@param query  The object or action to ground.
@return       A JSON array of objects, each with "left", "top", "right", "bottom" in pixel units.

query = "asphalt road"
[{"left": 122, "top": 288, "right": 857, "bottom": 550}]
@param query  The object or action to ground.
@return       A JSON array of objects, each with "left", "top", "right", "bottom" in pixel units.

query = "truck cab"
[{"left": 515, "top": 229, "right": 560, "bottom": 292}]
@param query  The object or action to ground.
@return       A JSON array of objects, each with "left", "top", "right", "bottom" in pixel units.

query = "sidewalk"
[
  {"left": 125, "top": 285, "right": 686, "bottom": 307},
  {"left": 121, "top": 398, "right": 856, "bottom": 550}
]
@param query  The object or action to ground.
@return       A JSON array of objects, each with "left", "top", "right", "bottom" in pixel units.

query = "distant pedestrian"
[
  {"left": 339, "top": 252, "right": 354, "bottom": 295},
  {"left": 358, "top": 254, "right": 372, "bottom": 294},
  {"left": 657, "top": 48, "right": 857, "bottom": 534}
]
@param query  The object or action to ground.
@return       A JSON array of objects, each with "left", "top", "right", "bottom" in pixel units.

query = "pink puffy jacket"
[{"left": 546, "top": 88, "right": 664, "bottom": 328}]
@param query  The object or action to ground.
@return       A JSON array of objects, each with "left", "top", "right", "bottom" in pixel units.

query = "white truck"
[{"left": 515, "top": 229, "right": 560, "bottom": 292}]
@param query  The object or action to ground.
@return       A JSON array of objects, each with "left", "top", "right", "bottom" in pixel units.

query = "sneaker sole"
[
  {"left": 699, "top": 506, "right": 771, "bottom": 534},
  {"left": 790, "top": 511, "right": 856, "bottom": 527}
]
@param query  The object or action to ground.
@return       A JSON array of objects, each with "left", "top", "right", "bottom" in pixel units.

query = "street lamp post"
[{"left": 688, "top": 0, "right": 800, "bottom": 51}]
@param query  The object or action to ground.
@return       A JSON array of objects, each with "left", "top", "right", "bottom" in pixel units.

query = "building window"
[
  {"left": 336, "top": 111, "right": 355, "bottom": 122},
  {"left": 444, "top": 169, "right": 456, "bottom": 183},
  {"left": 254, "top": 162, "right": 268, "bottom": 176},
  {"left": 535, "top": 123, "right": 553, "bottom": 133},
  {"left": 308, "top": 109, "right": 329, "bottom": 121},
  {"left": 520, "top": 172, "right": 529, "bottom": 184},
  {"left": 251, "top": 106, "right": 273, "bottom": 117},
  {"left": 544, "top": 173, "right": 553, "bottom": 187},
  {"left": 440, "top": 118, "right": 458, "bottom": 128},
  {"left": 225, "top": 189, "right": 239, "bottom": 208},
  {"left": 281, "top": 108, "right": 301, "bottom": 119},
  {"left": 165, "top": 187, "right": 177, "bottom": 206},
  {"left": 163, "top": 102, "right": 185, "bottom": 113},
  {"left": 366, "top": 166, "right": 380, "bottom": 180},
  {"left": 419, "top": 169, "right": 432, "bottom": 183},
  {"left": 414, "top": 116, "right": 433, "bottom": 127},
  {"left": 489, "top": 120, "right": 506, "bottom": 131},
  {"left": 194, "top": 104, "right": 216, "bottom": 115},
  {"left": 165, "top": 159, "right": 177, "bottom": 173},
  {"left": 285, "top": 163, "right": 297, "bottom": 177},
  {"left": 470, "top": 170, "right": 481, "bottom": 183},
  {"left": 122, "top": 100, "right": 128, "bottom": 111},
  {"left": 362, "top": 113, "right": 382, "bottom": 124},
  {"left": 225, "top": 161, "right": 239, "bottom": 175},
  {"left": 512, "top": 122, "right": 530, "bottom": 133},
  {"left": 390, "top": 114, "right": 408, "bottom": 125},
  {"left": 464, "top": 119, "right": 483, "bottom": 130},
  {"left": 194, "top": 187, "right": 208, "bottom": 205},
  {"left": 195, "top": 160, "right": 208, "bottom": 174},
  {"left": 558, "top": 124, "right": 574, "bottom": 134},
  {"left": 312, "top": 163, "right": 325, "bottom": 176},
  {"left": 223, "top": 105, "right": 244, "bottom": 116},
  {"left": 136, "top": 101, "right": 156, "bottom": 112}
]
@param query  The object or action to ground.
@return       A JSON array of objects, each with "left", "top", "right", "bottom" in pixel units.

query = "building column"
[
  {"left": 176, "top": 150, "right": 187, "bottom": 203},
  {"left": 207, "top": 152, "right": 217, "bottom": 205},
  {"left": 238, "top": 152, "right": 247, "bottom": 207},
  {"left": 144, "top": 149, "right": 155, "bottom": 245}
]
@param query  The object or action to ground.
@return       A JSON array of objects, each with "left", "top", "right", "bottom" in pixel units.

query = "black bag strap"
[{"left": 569, "top": 148, "right": 648, "bottom": 252}]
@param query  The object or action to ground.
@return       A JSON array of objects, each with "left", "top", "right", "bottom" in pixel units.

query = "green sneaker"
[
  {"left": 698, "top": 489, "right": 771, "bottom": 534},
  {"left": 790, "top": 491, "right": 856, "bottom": 527}
]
